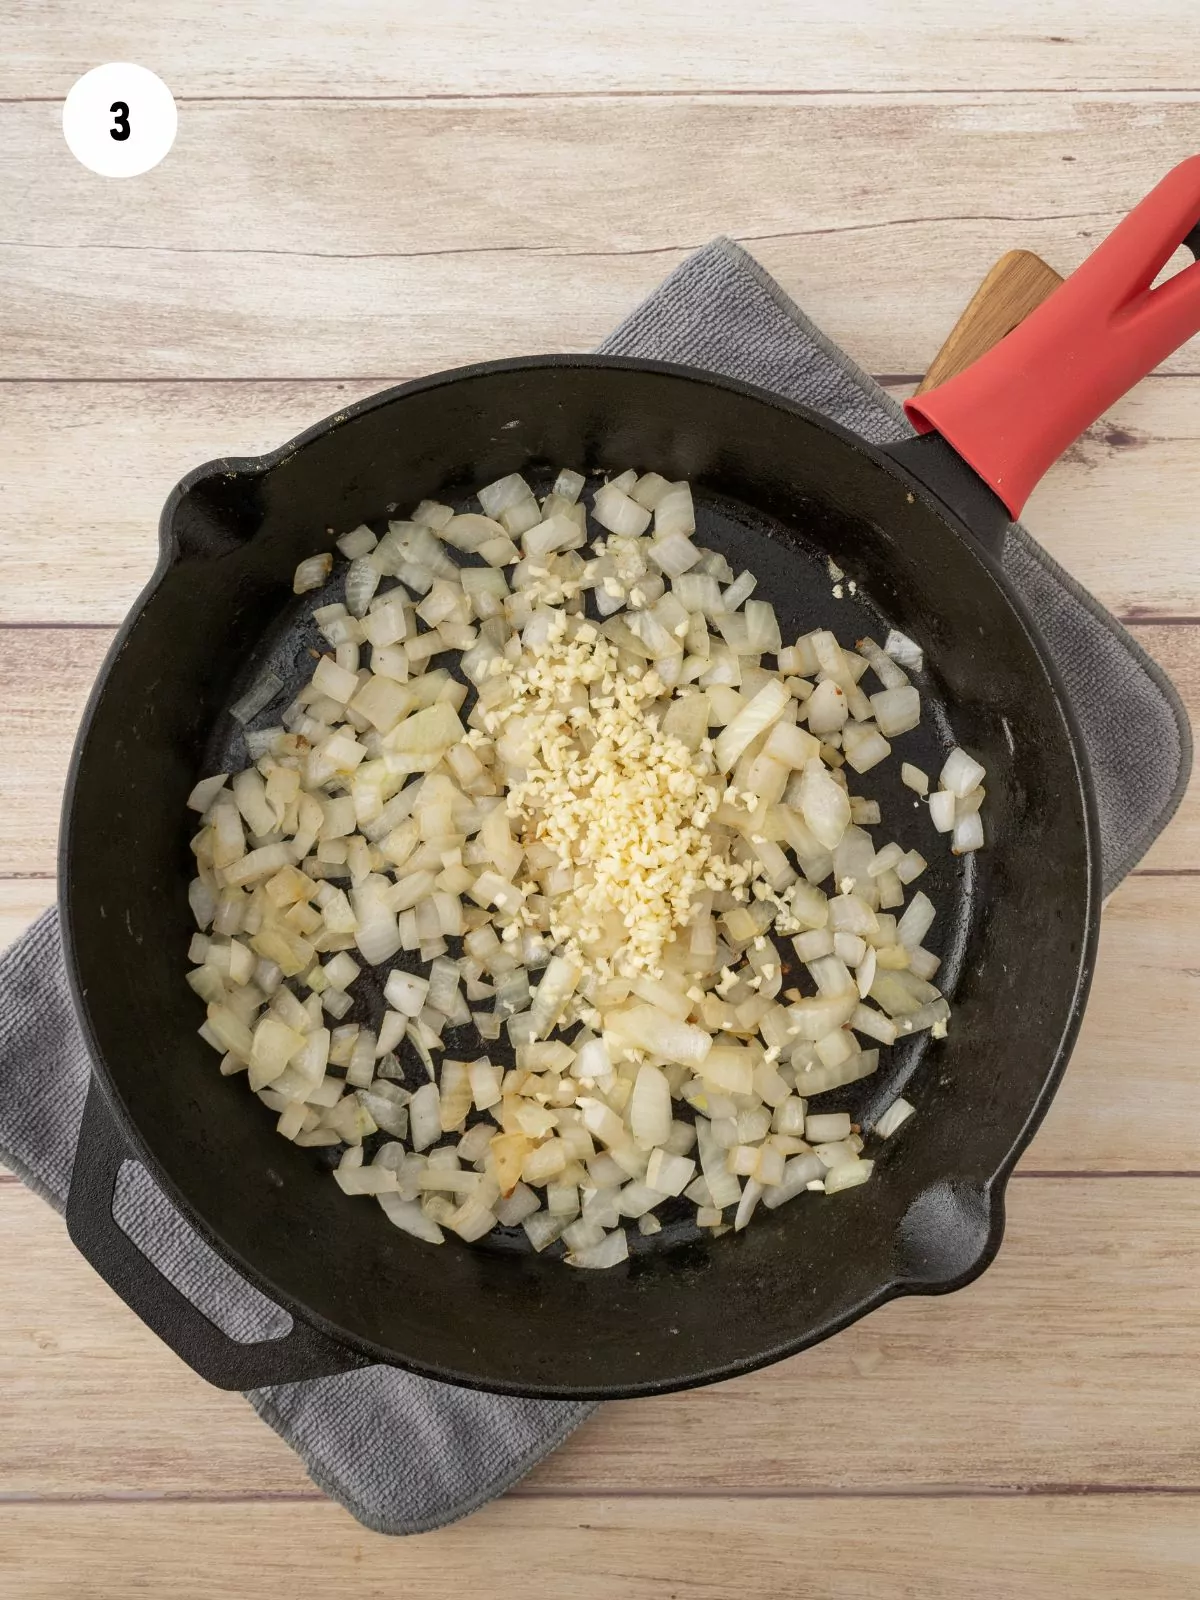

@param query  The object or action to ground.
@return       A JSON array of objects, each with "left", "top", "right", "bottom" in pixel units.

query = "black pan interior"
[{"left": 63, "top": 359, "right": 1095, "bottom": 1397}]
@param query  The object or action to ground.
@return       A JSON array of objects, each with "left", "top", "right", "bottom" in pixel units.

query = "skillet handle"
[
  {"left": 904, "top": 156, "right": 1200, "bottom": 517},
  {"left": 67, "top": 1079, "right": 371, "bottom": 1391}
]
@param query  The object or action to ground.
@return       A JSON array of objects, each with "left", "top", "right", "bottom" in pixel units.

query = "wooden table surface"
[{"left": 2, "top": 6, "right": 1200, "bottom": 1594}]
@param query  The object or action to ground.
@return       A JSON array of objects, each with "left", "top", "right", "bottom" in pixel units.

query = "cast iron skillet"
[{"left": 61, "top": 161, "right": 1200, "bottom": 1397}]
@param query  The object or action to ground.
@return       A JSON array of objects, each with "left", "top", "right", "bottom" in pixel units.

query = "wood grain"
[
  {"left": 3, "top": 6, "right": 1200, "bottom": 1579},
  {"left": 1017, "top": 389, "right": 1200, "bottom": 625},
  {"left": 3, "top": 1498, "right": 1199, "bottom": 1598},
  {"left": 4, "top": 1, "right": 1200, "bottom": 96},
  {"left": 2, "top": 625, "right": 1194, "bottom": 877},
  {"left": 0, "top": 879, "right": 53, "bottom": 947},
  {"left": 1022, "top": 875, "right": 1200, "bottom": 1169},
  {"left": 5, "top": 1176, "right": 1200, "bottom": 1496},
  {"left": 916, "top": 249, "right": 1064, "bottom": 393},
  {"left": 5, "top": 377, "right": 1200, "bottom": 625},
  {"left": 0, "top": 627, "right": 110, "bottom": 879},
  {"left": 0, "top": 381, "right": 382, "bottom": 626},
  {"left": 3, "top": 97, "right": 1200, "bottom": 380},
  {"left": 0, "top": 872, "right": 1194, "bottom": 1170},
  {"left": 508, "top": 1172, "right": 1200, "bottom": 1491},
  {"left": 1121, "top": 626, "right": 1198, "bottom": 872},
  {"left": 0, "top": 1183, "right": 309, "bottom": 1498}
]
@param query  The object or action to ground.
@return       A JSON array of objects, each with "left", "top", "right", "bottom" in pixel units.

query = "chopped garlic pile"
[
  {"left": 183, "top": 465, "right": 987, "bottom": 1269},
  {"left": 496, "top": 617, "right": 749, "bottom": 985}
]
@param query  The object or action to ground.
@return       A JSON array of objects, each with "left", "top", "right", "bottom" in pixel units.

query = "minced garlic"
[{"left": 497, "top": 617, "right": 755, "bottom": 982}]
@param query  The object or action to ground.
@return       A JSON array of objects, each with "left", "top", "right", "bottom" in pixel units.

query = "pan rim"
[{"left": 59, "top": 353, "right": 1101, "bottom": 1398}]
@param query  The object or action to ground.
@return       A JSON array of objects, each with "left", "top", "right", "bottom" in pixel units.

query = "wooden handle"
[{"left": 916, "top": 249, "right": 1064, "bottom": 394}]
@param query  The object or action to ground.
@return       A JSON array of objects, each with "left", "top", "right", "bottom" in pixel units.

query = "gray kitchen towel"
[
  {"left": 0, "top": 238, "right": 1190, "bottom": 1536},
  {"left": 601, "top": 240, "right": 1191, "bottom": 891}
]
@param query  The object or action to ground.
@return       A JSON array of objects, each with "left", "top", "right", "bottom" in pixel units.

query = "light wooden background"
[{"left": 2, "top": 5, "right": 1200, "bottom": 1595}]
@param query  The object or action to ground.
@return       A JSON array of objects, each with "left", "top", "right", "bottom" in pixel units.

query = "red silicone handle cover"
[{"left": 905, "top": 157, "right": 1200, "bottom": 516}]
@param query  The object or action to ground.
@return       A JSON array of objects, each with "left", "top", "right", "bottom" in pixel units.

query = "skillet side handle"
[
  {"left": 161, "top": 459, "right": 269, "bottom": 565},
  {"left": 67, "top": 1079, "right": 371, "bottom": 1391},
  {"left": 904, "top": 156, "right": 1200, "bottom": 517}
]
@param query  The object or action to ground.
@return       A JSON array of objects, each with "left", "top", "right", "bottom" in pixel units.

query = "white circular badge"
[{"left": 62, "top": 63, "right": 177, "bottom": 177}]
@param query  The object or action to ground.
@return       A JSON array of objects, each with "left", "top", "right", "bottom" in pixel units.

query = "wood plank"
[
  {"left": 0, "top": 627, "right": 111, "bottom": 881},
  {"left": 2, "top": 822, "right": 1180, "bottom": 1507},
  {"left": 1004, "top": 390, "right": 1200, "bottom": 626},
  {"left": 1022, "top": 875, "right": 1200, "bottom": 1170},
  {"left": 0, "top": 1186, "right": 309, "bottom": 1497},
  {"left": 1128, "top": 625, "right": 1199, "bottom": 872},
  {"left": 3, "top": 1498, "right": 1198, "bottom": 1599},
  {"left": 4, "top": 97, "right": 1200, "bottom": 380},
  {"left": 4, "top": 1178, "right": 1200, "bottom": 1496},
  {"left": 537, "top": 1175, "right": 1200, "bottom": 1491},
  {"left": 4, "top": 9, "right": 1195, "bottom": 1575},
  {"left": 0, "top": 880, "right": 54, "bottom": 947},
  {"left": 888, "top": 382, "right": 1200, "bottom": 625},
  {"left": 4, "top": 378, "right": 1200, "bottom": 625},
  {"left": 1, "top": 625, "right": 1193, "bottom": 876},
  {"left": 3, "top": 2, "right": 1198, "bottom": 96},
  {"left": 0, "top": 382, "right": 381, "bottom": 626},
  {"left": 2, "top": 872, "right": 1194, "bottom": 1170}
]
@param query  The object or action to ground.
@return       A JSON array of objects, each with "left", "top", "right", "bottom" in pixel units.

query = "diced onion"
[
  {"left": 187, "top": 772, "right": 229, "bottom": 814},
  {"left": 721, "top": 570, "right": 757, "bottom": 612},
  {"left": 594, "top": 483, "right": 652, "bottom": 537},
  {"left": 901, "top": 762, "right": 929, "bottom": 796},
  {"left": 553, "top": 468, "right": 586, "bottom": 503},
  {"left": 479, "top": 473, "right": 533, "bottom": 520},
  {"left": 884, "top": 629, "right": 923, "bottom": 671},
  {"left": 566, "top": 1229, "right": 630, "bottom": 1269},
  {"left": 874, "top": 1097, "right": 915, "bottom": 1138},
  {"left": 799, "top": 760, "right": 851, "bottom": 850},
  {"left": 293, "top": 553, "right": 332, "bottom": 594},
  {"left": 378, "top": 1193, "right": 445, "bottom": 1243},
  {"left": 630, "top": 1063, "right": 673, "bottom": 1150},
  {"left": 230, "top": 671, "right": 283, "bottom": 726},
  {"left": 408, "top": 1083, "right": 442, "bottom": 1151},
  {"left": 929, "top": 789, "right": 957, "bottom": 832},
  {"left": 952, "top": 810, "right": 985, "bottom": 854},
  {"left": 940, "top": 746, "right": 987, "bottom": 798},
  {"left": 654, "top": 483, "right": 696, "bottom": 539},
  {"left": 869, "top": 686, "right": 921, "bottom": 737},
  {"left": 648, "top": 532, "right": 702, "bottom": 578},
  {"left": 857, "top": 636, "right": 909, "bottom": 691},
  {"left": 824, "top": 1159, "right": 874, "bottom": 1194},
  {"left": 337, "top": 525, "right": 378, "bottom": 560},
  {"left": 896, "top": 891, "right": 935, "bottom": 949},
  {"left": 185, "top": 461, "right": 982, "bottom": 1271}
]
